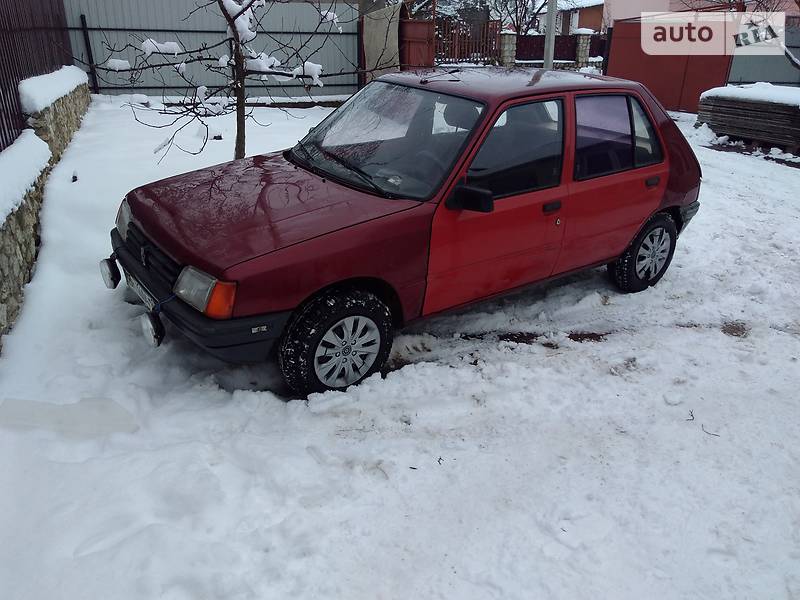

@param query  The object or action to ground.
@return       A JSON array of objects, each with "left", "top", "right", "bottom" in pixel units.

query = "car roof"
[{"left": 378, "top": 67, "right": 640, "bottom": 104}]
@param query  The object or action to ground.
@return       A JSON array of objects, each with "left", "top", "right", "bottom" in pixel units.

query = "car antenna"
[{"left": 420, "top": 68, "right": 461, "bottom": 85}]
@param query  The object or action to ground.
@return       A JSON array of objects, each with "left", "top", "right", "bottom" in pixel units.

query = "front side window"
[
  {"left": 466, "top": 99, "right": 564, "bottom": 198},
  {"left": 575, "top": 94, "right": 664, "bottom": 180},
  {"left": 294, "top": 82, "right": 484, "bottom": 200}
]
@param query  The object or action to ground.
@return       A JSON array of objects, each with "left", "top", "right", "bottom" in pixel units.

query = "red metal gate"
[{"left": 606, "top": 19, "right": 732, "bottom": 112}]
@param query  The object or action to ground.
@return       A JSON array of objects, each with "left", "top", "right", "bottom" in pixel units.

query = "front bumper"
[{"left": 109, "top": 228, "right": 291, "bottom": 363}]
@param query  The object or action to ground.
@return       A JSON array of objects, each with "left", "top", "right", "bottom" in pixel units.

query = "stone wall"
[
  {"left": 0, "top": 83, "right": 90, "bottom": 352},
  {"left": 0, "top": 169, "right": 49, "bottom": 351},
  {"left": 28, "top": 83, "right": 91, "bottom": 161}
]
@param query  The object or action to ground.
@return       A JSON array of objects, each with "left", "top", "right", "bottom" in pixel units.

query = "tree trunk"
[{"left": 233, "top": 42, "right": 246, "bottom": 160}]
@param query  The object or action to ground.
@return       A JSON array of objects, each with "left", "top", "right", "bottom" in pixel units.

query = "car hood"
[{"left": 127, "top": 151, "right": 419, "bottom": 275}]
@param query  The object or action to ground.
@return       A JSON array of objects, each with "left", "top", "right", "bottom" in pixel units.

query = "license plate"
[{"left": 124, "top": 269, "right": 157, "bottom": 311}]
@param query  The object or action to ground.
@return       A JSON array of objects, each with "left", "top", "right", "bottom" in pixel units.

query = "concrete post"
[
  {"left": 543, "top": 0, "right": 558, "bottom": 69},
  {"left": 500, "top": 33, "right": 517, "bottom": 67}
]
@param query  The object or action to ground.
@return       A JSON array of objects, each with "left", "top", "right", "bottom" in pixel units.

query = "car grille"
[{"left": 124, "top": 223, "right": 182, "bottom": 287}]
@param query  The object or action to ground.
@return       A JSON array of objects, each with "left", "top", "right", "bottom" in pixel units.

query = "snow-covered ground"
[{"left": 1, "top": 99, "right": 799, "bottom": 599}]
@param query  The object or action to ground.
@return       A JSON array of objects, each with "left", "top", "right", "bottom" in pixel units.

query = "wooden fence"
[
  {"left": 436, "top": 18, "right": 501, "bottom": 64},
  {"left": 0, "top": 0, "right": 73, "bottom": 152}
]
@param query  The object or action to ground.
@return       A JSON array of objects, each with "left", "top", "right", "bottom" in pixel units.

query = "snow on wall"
[
  {"left": 0, "top": 130, "right": 51, "bottom": 225},
  {"left": 17, "top": 65, "right": 89, "bottom": 114},
  {"left": 701, "top": 82, "right": 800, "bottom": 108}
]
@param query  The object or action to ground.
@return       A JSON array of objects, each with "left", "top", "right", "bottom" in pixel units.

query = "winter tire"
[
  {"left": 609, "top": 212, "right": 677, "bottom": 293},
  {"left": 278, "top": 289, "right": 394, "bottom": 395}
]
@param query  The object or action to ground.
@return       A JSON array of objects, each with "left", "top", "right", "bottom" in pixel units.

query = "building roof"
[
  {"left": 379, "top": 67, "right": 635, "bottom": 105},
  {"left": 534, "top": 0, "right": 604, "bottom": 11}
]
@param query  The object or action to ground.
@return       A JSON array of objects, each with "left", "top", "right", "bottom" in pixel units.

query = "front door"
[{"left": 424, "top": 98, "right": 569, "bottom": 315}]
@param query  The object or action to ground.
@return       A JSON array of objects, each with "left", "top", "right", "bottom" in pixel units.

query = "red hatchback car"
[{"left": 101, "top": 68, "right": 701, "bottom": 394}]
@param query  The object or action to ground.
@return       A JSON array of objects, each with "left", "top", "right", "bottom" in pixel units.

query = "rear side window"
[
  {"left": 574, "top": 95, "right": 663, "bottom": 180},
  {"left": 575, "top": 95, "right": 633, "bottom": 180},
  {"left": 467, "top": 99, "right": 564, "bottom": 198},
  {"left": 630, "top": 98, "right": 663, "bottom": 167}
]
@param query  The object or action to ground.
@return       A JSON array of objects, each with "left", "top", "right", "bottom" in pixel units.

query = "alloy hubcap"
[
  {"left": 635, "top": 227, "right": 671, "bottom": 280},
  {"left": 313, "top": 315, "right": 381, "bottom": 388}
]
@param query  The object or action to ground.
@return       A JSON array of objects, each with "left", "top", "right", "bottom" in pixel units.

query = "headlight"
[
  {"left": 116, "top": 199, "right": 132, "bottom": 240},
  {"left": 173, "top": 266, "right": 237, "bottom": 319}
]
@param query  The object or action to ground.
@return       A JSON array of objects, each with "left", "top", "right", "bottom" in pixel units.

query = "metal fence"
[
  {"left": 515, "top": 33, "right": 606, "bottom": 63},
  {"left": 516, "top": 34, "right": 577, "bottom": 62},
  {"left": 62, "top": 0, "right": 359, "bottom": 98},
  {"left": 0, "top": 0, "right": 73, "bottom": 152}
]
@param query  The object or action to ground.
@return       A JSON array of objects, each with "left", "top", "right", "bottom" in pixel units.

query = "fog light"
[
  {"left": 100, "top": 258, "right": 121, "bottom": 289},
  {"left": 140, "top": 312, "right": 165, "bottom": 347}
]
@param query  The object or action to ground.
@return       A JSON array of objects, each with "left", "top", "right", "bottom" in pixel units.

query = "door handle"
[
  {"left": 542, "top": 201, "right": 562, "bottom": 214},
  {"left": 645, "top": 176, "right": 661, "bottom": 188}
]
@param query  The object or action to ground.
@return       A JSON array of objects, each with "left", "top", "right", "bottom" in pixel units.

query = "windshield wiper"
[
  {"left": 291, "top": 139, "right": 315, "bottom": 167},
  {"left": 311, "top": 142, "right": 395, "bottom": 198}
]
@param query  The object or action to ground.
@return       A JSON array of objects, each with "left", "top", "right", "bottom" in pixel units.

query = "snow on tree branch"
[
  {"left": 292, "top": 62, "right": 324, "bottom": 87},
  {"left": 141, "top": 39, "right": 183, "bottom": 58},
  {"left": 246, "top": 52, "right": 281, "bottom": 74},
  {"left": 320, "top": 10, "right": 343, "bottom": 34},
  {"left": 85, "top": 0, "right": 375, "bottom": 161},
  {"left": 220, "top": 0, "right": 261, "bottom": 43},
  {"left": 104, "top": 58, "right": 131, "bottom": 72}
]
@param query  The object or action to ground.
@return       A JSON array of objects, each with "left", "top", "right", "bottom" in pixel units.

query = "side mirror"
[{"left": 446, "top": 184, "right": 494, "bottom": 213}]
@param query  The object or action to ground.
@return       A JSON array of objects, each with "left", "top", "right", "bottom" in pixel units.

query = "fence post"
[
  {"left": 500, "top": 33, "right": 516, "bottom": 67},
  {"left": 79, "top": 14, "right": 99, "bottom": 93},
  {"left": 575, "top": 33, "right": 591, "bottom": 68}
]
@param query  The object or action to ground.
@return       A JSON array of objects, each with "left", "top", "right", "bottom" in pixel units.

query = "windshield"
[{"left": 292, "top": 81, "right": 484, "bottom": 200}]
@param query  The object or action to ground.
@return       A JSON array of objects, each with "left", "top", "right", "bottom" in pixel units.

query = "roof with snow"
[
  {"left": 534, "top": 0, "right": 604, "bottom": 11},
  {"left": 379, "top": 67, "right": 631, "bottom": 104}
]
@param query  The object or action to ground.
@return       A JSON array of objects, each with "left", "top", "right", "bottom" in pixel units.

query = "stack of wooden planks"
[{"left": 697, "top": 96, "right": 800, "bottom": 152}]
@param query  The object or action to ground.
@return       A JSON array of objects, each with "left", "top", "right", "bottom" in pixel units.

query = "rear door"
[
  {"left": 424, "top": 96, "right": 570, "bottom": 315},
  {"left": 553, "top": 92, "right": 670, "bottom": 275}
]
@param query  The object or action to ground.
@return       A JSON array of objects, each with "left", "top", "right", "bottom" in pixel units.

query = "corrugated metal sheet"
[
  {"left": 728, "top": 23, "right": 800, "bottom": 87},
  {"left": 63, "top": 0, "right": 359, "bottom": 97}
]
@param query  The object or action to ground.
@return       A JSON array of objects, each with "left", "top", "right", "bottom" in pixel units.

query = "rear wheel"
[
  {"left": 278, "top": 289, "right": 393, "bottom": 395},
  {"left": 609, "top": 213, "right": 677, "bottom": 293}
]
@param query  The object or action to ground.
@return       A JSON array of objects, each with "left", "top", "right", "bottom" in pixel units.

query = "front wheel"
[
  {"left": 278, "top": 289, "right": 394, "bottom": 395},
  {"left": 609, "top": 213, "right": 677, "bottom": 293}
]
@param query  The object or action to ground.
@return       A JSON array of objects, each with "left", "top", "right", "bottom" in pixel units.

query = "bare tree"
[
  {"left": 677, "top": 0, "right": 790, "bottom": 11},
  {"left": 86, "top": 0, "right": 397, "bottom": 160},
  {"left": 485, "top": 0, "right": 548, "bottom": 34}
]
